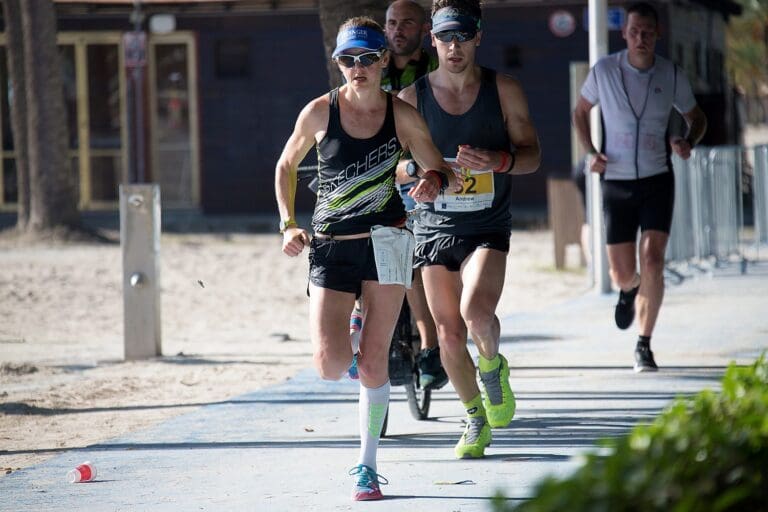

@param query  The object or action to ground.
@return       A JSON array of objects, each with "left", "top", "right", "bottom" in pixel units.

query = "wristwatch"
[
  {"left": 405, "top": 159, "right": 419, "bottom": 178},
  {"left": 279, "top": 217, "right": 297, "bottom": 233}
]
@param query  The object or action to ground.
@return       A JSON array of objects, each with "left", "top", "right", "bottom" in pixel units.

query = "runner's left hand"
[
  {"left": 456, "top": 145, "right": 502, "bottom": 172},
  {"left": 409, "top": 174, "right": 441, "bottom": 202},
  {"left": 670, "top": 137, "right": 692, "bottom": 160}
]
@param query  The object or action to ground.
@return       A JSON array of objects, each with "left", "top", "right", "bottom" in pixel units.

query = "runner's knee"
[
  {"left": 313, "top": 349, "right": 348, "bottom": 381},
  {"left": 640, "top": 248, "right": 665, "bottom": 277},
  {"left": 356, "top": 353, "right": 388, "bottom": 382},
  {"left": 610, "top": 266, "right": 637, "bottom": 289},
  {"left": 461, "top": 307, "right": 495, "bottom": 338},
  {"left": 436, "top": 324, "right": 468, "bottom": 355}
]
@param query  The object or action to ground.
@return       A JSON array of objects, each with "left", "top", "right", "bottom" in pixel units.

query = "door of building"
[
  {"left": 148, "top": 33, "right": 199, "bottom": 207},
  {"left": 0, "top": 33, "right": 127, "bottom": 210},
  {"left": 0, "top": 31, "right": 199, "bottom": 211}
]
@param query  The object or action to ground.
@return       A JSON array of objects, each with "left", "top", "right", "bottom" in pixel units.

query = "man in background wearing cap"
[
  {"left": 275, "top": 16, "right": 459, "bottom": 500},
  {"left": 399, "top": 0, "right": 541, "bottom": 459}
]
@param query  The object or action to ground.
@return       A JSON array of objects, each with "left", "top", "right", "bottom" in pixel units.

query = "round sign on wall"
[{"left": 549, "top": 10, "right": 576, "bottom": 38}]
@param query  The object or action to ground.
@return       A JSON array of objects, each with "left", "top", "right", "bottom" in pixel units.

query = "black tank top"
[
  {"left": 313, "top": 89, "right": 405, "bottom": 235},
  {"left": 414, "top": 68, "right": 512, "bottom": 240}
]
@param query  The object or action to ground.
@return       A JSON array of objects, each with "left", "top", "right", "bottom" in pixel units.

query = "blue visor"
[
  {"left": 431, "top": 7, "right": 480, "bottom": 34},
  {"left": 332, "top": 26, "right": 387, "bottom": 58}
]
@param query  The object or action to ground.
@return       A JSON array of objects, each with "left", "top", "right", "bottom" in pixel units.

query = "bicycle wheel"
[
  {"left": 380, "top": 406, "right": 389, "bottom": 437},
  {"left": 397, "top": 299, "right": 432, "bottom": 420},
  {"left": 404, "top": 371, "right": 431, "bottom": 420}
]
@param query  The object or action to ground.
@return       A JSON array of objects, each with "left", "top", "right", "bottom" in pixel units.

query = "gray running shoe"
[{"left": 479, "top": 354, "right": 515, "bottom": 428}]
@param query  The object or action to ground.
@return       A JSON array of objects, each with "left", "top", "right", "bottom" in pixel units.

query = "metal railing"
[
  {"left": 667, "top": 145, "right": 768, "bottom": 273},
  {"left": 754, "top": 145, "right": 768, "bottom": 246}
]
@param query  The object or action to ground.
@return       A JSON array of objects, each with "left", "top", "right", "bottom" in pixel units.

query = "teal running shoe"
[{"left": 349, "top": 464, "right": 387, "bottom": 501}]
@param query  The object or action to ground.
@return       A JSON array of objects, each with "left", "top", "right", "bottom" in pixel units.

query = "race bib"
[
  {"left": 434, "top": 158, "right": 495, "bottom": 212},
  {"left": 370, "top": 226, "right": 415, "bottom": 288}
]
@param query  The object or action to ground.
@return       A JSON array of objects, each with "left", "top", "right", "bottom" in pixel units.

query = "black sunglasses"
[
  {"left": 434, "top": 30, "right": 476, "bottom": 43},
  {"left": 335, "top": 51, "right": 384, "bottom": 68}
]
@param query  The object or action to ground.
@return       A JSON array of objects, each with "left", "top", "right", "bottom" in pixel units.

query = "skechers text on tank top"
[{"left": 313, "top": 89, "right": 405, "bottom": 235}]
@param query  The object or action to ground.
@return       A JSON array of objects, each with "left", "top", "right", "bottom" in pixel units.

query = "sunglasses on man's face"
[
  {"left": 434, "top": 30, "right": 476, "bottom": 43},
  {"left": 335, "top": 51, "right": 384, "bottom": 68}
]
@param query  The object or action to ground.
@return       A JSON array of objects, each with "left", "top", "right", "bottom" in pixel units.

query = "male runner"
[
  {"left": 573, "top": 2, "right": 707, "bottom": 372},
  {"left": 399, "top": 0, "right": 541, "bottom": 458},
  {"left": 382, "top": 0, "right": 439, "bottom": 94}
]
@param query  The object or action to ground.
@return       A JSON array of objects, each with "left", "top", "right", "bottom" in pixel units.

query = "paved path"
[{"left": 2, "top": 269, "right": 766, "bottom": 511}]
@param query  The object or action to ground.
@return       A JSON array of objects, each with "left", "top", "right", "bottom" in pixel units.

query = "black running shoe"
[
  {"left": 418, "top": 347, "right": 448, "bottom": 390},
  {"left": 634, "top": 345, "right": 658, "bottom": 373},
  {"left": 615, "top": 285, "right": 639, "bottom": 330}
]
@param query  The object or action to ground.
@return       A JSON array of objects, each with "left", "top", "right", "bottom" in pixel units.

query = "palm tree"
[
  {"left": 2, "top": 0, "right": 80, "bottom": 237},
  {"left": 2, "top": 0, "right": 29, "bottom": 229}
]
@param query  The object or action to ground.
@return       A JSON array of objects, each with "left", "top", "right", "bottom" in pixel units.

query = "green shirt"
[{"left": 381, "top": 50, "right": 438, "bottom": 92}]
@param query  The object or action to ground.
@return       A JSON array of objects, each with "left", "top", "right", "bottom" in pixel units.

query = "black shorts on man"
[
  {"left": 309, "top": 237, "right": 378, "bottom": 297},
  {"left": 602, "top": 171, "right": 675, "bottom": 245},
  {"left": 414, "top": 232, "right": 510, "bottom": 271}
]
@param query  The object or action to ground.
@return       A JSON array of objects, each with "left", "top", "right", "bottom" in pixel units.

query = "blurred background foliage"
[{"left": 727, "top": 0, "right": 768, "bottom": 123}]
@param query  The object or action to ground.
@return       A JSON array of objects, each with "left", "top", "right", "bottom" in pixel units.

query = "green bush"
[{"left": 494, "top": 355, "right": 768, "bottom": 512}]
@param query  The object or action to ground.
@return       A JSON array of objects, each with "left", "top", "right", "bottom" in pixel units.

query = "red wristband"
[
  {"left": 424, "top": 170, "right": 448, "bottom": 191},
  {"left": 493, "top": 152, "right": 510, "bottom": 173}
]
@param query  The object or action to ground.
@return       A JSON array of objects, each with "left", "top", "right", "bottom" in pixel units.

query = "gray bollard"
[{"left": 120, "top": 184, "right": 162, "bottom": 360}]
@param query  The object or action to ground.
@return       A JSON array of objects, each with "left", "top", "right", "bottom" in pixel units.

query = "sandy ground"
[{"left": 0, "top": 229, "right": 588, "bottom": 477}]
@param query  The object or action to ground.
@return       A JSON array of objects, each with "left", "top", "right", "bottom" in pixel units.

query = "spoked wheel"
[{"left": 404, "top": 370, "right": 431, "bottom": 420}]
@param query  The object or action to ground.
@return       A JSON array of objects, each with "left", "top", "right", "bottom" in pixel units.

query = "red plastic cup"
[{"left": 67, "top": 462, "right": 97, "bottom": 483}]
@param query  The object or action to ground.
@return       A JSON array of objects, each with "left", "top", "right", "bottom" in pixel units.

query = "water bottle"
[{"left": 67, "top": 462, "right": 97, "bottom": 483}]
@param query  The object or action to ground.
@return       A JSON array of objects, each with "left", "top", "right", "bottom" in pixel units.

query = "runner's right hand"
[
  {"left": 588, "top": 152, "right": 607, "bottom": 174},
  {"left": 282, "top": 227, "right": 310, "bottom": 257}
]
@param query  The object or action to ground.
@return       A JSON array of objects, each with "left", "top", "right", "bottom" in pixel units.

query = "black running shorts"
[
  {"left": 414, "top": 232, "right": 510, "bottom": 272},
  {"left": 308, "top": 237, "right": 378, "bottom": 297},
  {"left": 602, "top": 171, "right": 675, "bottom": 245}
]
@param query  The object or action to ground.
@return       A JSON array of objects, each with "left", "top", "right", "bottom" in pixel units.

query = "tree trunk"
[
  {"left": 20, "top": 0, "right": 79, "bottom": 232},
  {"left": 1, "top": 0, "right": 30, "bottom": 230},
  {"left": 317, "top": 0, "right": 389, "bottom": 89}
]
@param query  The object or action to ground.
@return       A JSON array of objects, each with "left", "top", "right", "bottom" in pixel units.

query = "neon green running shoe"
[
  {"left": 479, "top": 354, "right": 516, "bottom": 428},
  {"left": 454, "top": 416, "right": 491, "bottom": 459}
]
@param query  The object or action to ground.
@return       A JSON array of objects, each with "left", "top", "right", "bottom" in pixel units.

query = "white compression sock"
[{"left": 357, "top": 381, "right": 390, "bottom": 471}]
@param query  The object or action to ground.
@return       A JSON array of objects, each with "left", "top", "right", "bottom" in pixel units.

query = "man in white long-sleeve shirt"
[{"left": 573, "top": 2, "right": 707, "bottom": 372}]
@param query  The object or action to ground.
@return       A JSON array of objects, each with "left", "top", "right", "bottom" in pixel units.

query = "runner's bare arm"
[
  {"left": 670, "top": 105, "right": 707, "bottom": 160},
  {"left": 392, "top": 97, "right": 462, "bottom": 199},
  {"left": 394, "top": 86, "right": 421, "bottom": 185},
  {"left": 573, "top": 95, "right": 607, "bottom": 173},
  {"left": 274, "top": 96, "right": 327, "bottom": 256},
  {"left": 496, "top": 74, "right": 541, "bottom": 174},
  {"left": 682, "top": 106, "right": 707, "bottom": 146},
  {"left": 573, "top": 96, "right": 596, "bottom": 153},
  {"left": 397, "top": 84, "right": 418, "bottom": 109},
  {"left": 454, "top": 74, "right": 541, "bottom": 174}
]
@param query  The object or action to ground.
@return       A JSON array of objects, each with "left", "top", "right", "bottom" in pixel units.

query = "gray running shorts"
[{"left": 414, "top": 232, "right": 510, "bottom": 272}]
